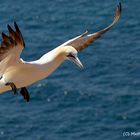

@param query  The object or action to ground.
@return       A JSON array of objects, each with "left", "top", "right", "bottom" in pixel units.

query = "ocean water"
[{"left": 0, "top": 0, "right": 139, "bottom": 140}]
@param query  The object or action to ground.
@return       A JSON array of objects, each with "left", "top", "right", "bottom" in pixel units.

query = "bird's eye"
[{"left": 67, "top": 53, "right": 75, "bottom": 58}]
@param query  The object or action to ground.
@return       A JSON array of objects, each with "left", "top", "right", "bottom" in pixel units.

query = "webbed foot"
[
  {"left": 5, "top": 82, "right": 17, "bottom": 95},
  {"left": 20, "top": 87, "right": 30, "bottom": 102}
]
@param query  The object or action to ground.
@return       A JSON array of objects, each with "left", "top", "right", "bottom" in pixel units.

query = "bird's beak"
[{"left": 68, "top": 55, "right": 84, "bottom": 69}]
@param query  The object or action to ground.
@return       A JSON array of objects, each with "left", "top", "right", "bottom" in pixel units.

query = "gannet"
[{"left": 0, "top": 3, "right": 121, "bottom": 102}]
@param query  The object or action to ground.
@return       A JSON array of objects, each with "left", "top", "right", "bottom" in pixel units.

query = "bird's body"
[
  {"left": 0, "top": 46, "right": 67, "bottom": 93},
  {"left": 0, "top": 3, "right": 121, "bottom": 101}
]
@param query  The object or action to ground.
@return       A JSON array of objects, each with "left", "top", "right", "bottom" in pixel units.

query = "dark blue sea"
[{"left": 0, "top": 0, "right": 139, "bottom": 140}]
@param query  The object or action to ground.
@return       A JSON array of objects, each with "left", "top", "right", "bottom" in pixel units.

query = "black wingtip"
[
  {"left": 118, "top": 2, "right": 122, "bottom": 13},
  {"left": 14, "top": 21, "right": 19, "bottom": 31},
  {"left": 13, "top": 21, "right": 25, "bottom": 47},
  {"left": 2, "top": 32, "right": 8, "bottom": 38},
  {"left": 1, "top": 32, "right": 4, "bottom": 37},
  {"left": 7, "top": 24, "right": 14, "bottom": 32},
  {"left": 14, "top": 21, "right": 21, "bottom": 33},
  {"left": 7, "top": 24, "right": 10, "bottom": 29}
]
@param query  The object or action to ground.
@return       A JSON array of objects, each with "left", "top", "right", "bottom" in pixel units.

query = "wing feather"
[
  {"left": 60, "top": 3, "right": 121, "bottom": 52},
  {"left": 0, "top": 22, "right": 25, "bottom": 62},
  {"left": 0, "top": 22, "right": 25, "bottom": 76}
]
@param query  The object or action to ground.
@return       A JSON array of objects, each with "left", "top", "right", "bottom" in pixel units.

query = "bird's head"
[{"left": 64, "top": 46, "right": 83, "bottom": 69}]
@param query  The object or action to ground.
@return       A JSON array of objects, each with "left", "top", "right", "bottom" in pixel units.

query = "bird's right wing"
[
  {"left": 59, "top": 3, "right": 121, "bottom": 52},
  {"left": 0, "top": 22, "right": 25, "bottom": 76}
]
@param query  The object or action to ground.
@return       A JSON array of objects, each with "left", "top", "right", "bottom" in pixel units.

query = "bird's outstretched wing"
[
  {"left": 0, "top": 22, "right": 25, "bottom": 62},
  {"left": 0, "top": 22, "right": 25, "bottom": 75},
  {"left": 60, "top": 3, "right": 121, "bottom": 52}
]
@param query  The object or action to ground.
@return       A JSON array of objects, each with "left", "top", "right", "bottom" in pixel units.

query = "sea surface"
[{"left": 0, "top": 0, "right": 139, "bottom": 140}]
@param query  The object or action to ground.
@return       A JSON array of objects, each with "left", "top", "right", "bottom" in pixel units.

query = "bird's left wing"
[
  {"left": 0, "top": 22, "right": 25, "bottom": 75},
  {"left": 59, "top": 3, "right": 121, "bottom": 52}
]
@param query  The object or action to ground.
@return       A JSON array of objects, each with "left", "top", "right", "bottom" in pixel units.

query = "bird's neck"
[
  {"left": 33, "top": 46, "right": 66, "bottom": 79},
  {"left": 39, "top": 46, "right": 66, "bottom": 65}
]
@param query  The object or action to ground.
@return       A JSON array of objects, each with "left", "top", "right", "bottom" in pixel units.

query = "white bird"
[{"left": 0, "top": 3, "right": 121, "bottom": 102}]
